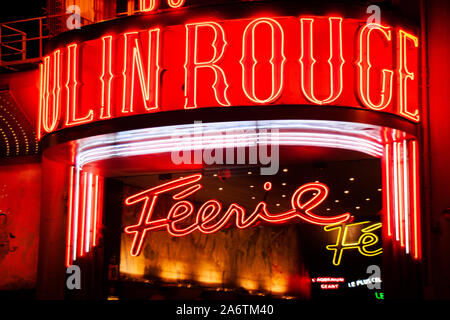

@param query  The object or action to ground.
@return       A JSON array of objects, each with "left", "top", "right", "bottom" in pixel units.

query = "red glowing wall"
[{"left": 0, "top": 163, "right": 41, "bottom": 290}]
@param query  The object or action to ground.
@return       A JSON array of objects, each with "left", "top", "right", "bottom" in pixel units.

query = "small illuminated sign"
[
  {"left": 124, "top": 173, "right": 352, "bottom": 257},
  {"left": 38, "top": 15, "right": 420, "bottom": 139},
  {"left": 324, "top": 221, "right": 383, "bottom": 266}
]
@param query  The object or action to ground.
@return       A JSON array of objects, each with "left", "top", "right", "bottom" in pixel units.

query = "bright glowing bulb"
[
  {"left": 344, "top": 190, "right": 349, "bottom": 194},
  {"left": 283, "top": 168, "right": 288, "bottom": 172},
  {"left": 349, "top": 177, "right": 355, "bottom": 181}
]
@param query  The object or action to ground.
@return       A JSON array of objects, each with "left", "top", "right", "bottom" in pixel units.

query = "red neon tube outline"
[
  {"left": 396, "top": 142, "right": 405, "bottom": 248},
  {"left": 167, "top": 0, "right": 185, "bottom": 8},
  {"left": 403, "top": 139, "right": 411, "bottom": 254},
  {"left": 37, "top": 64, "right": 43, "bottom": 140},
  {"left": 41, "top": 50, "right": 61, "bottom": 133},
  {"left": 92, "top": 175, "right": 99, "bottom": 247},
  {"left": 66, "top": 166, "right": 75, "bottom": 267},
  {"left": 299, "top": 17, "right": 344, "bottom": 105},
  {"left": 100, "top": 36, "right": 113, "bottom": 120},
  {"left": 240, "top": 17, "right": 286, "bottom": 104},
  {"left": 356, "top": 24, "right": 393, "bottom": 111},
  {"left": 65, "top": 43, "right": 94, "bottom": 126},
  {"left": 140, "top": 0, "right": 158, "bottom": 12},
  {"left": 124, "top": 174, "right": 202, "bottom": 256},
  {"left": 124, "top": 174, "right": 351, "bottom": 256},
  {"left": 184, "top": 22, "right": 231, "bottom": 109},
  {"left": 411, "top": 140, "right": 421, "bottom": 259},
  {"left": 122, "top": 29, "right": 161, "bottom": 113},
  {"left": 384, "top": 144, "right": 392, "bottom": 237},
  {"left": 79, "top": 171, "right": 88, "bottom": 257},
  {"left": 397, "top": 29, "right": 420, "bottom": 122}
]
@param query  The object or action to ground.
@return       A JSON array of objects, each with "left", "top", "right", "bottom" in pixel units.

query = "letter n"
[{"left": 122, "top": 29, "right": 161, "bottom": 113}]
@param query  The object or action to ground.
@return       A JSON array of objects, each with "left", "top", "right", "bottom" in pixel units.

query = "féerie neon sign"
[
  {"left": 124, "top": 174, "right": 351, "bottom": 256},
  {"left": 38, "top": 16, "right": 420, "bottom": 139}
]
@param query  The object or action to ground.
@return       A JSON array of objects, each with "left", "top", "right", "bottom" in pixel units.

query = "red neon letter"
[
  {"left": 124, "top": 174, "right": 203, "bottom": 256},
  {"left": 40, "top": 50, "right": 61, "bottom": 134},
  {"left": 397, "top": 30, "right": 420, "bottom": 122},
  {"left": 122, "top": 29, "right": 161, "bottom": 113},
  {"left": 140, "top": 0, "right": 158, "bottom": 11},
  {"left": 167, "top": 0, "right": 185, "bottom": 8},
  {"left": 240, "top": 18, "right": 286, "bottom": 104},
  {"left": 65, "top": 44, "right": 94, "bottom": 126},
  {"left": 124, "top": 175, "right": 352, "bottom": 257},
  {"left": 357, "top": 24, "right": 394, "bottom": 111},
  {"left": 300, "top": 17, "right": 344, "bottom": 105},
  {"left": 184, "top": 22, "right": 230, "bottom": 109},
  {"left": 100, "top": 36, "right": 113, "bottom": 119}
]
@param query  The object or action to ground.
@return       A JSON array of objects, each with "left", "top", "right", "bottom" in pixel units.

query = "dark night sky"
[{"left": 0, "top": 1, "right": 46, "bottom": 23}]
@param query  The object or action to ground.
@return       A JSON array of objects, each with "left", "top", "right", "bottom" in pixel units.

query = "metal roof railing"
[{"left": 0, "top": 14, "right": 93, "bottom": 70}]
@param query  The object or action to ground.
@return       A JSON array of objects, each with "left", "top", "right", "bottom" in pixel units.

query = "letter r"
[{"left": 184, "top": 22, "right": 231, "bottom": 109}]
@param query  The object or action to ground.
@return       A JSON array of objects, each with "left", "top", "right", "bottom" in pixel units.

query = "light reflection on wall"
[{"left": 120, "top": 227, "right": 305, "bottom": 296}]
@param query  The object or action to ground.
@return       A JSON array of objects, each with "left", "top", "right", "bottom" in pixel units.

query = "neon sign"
[
  {"left": 324, "top": 221, "right": 382, "bottom": 266},
  {"left": 38, "top": 16, "right": 420, "bottom": 139},
  {"left": 124, "top": 174, "right": 352, "bottom": 257},
  {"left": 312, "top": 277, "right": 345, "bottom": 289}
]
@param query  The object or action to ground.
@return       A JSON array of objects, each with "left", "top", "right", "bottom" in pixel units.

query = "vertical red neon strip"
[
  {"left": 384, "top": 144, "right": 392, "bottom": 237},
  {"left": 403, "top": 139, "right": 411, "bottom": 254},
  {"left": 411, "top": 140, "right": 421, "bottom": 259},
  {"left": 97, "top": 177, "right": 104, "bottom": 247},
  {"left": 397, "top": 142, "right": 405, "bottom": 248},
  {"left": 72, "top": 167, "right": 80, "bottom": 262},
  {"left": 100, "top": 36, "right": 113, "bottom": 120},
  {"left": 392, "top": 141, "right": 400, "bottom": 241},
  {"left": 66, "top": 166, "right": 75, "bottom": 267},
  {"left": 92, "top": 175, "right": 99, "bottom": 247},
  {"left": 79, "top": 172, "right": 88, "bottom": 257},
  {"left": 37, "top": 64, "right": 43, "bottom": 141},
  {"left": 85, "top": 173, "right": 93, "bottom": 253}
]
